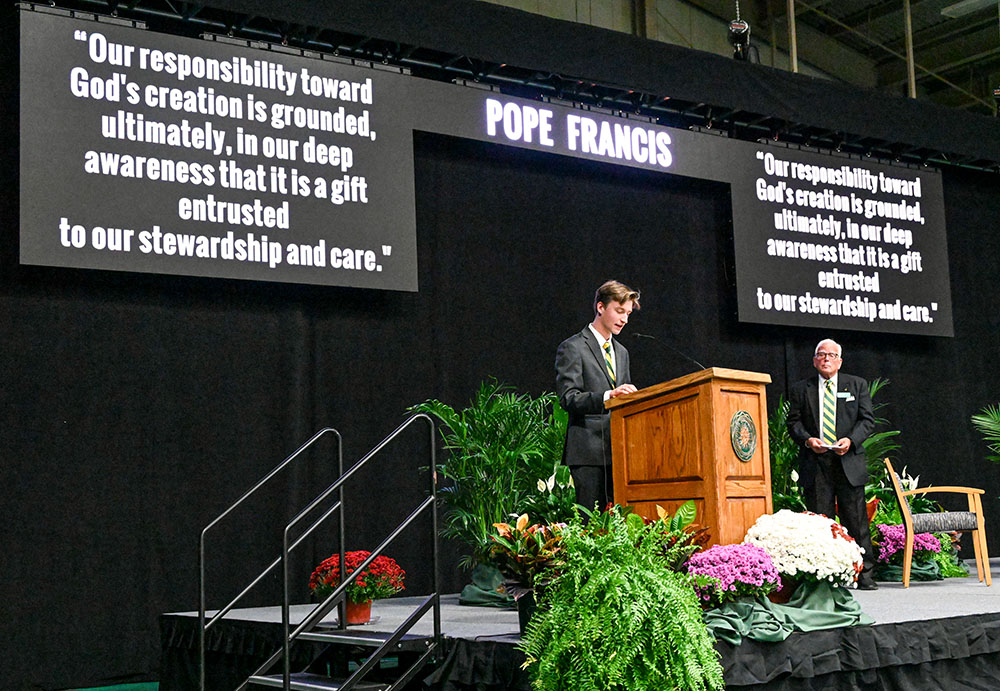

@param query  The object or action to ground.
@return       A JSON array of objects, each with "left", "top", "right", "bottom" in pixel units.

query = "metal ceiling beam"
[
  {"left": 941, "top": 0, "right": 998, "bottom": 19},
  {"left": 822, "top": 0, "right": 912, "bottom": 41},
  {"left": 876, "top": 14, "right": 997, "bottom": 58},
  {"left": 877, "top": 22, "right": 1000, "bottom": 84},
  {"left": 904, "top": 0, "right": 917, "bottom": 97},
  {"left": 792, "top": 0, "right": 994, "bottom": 108}
]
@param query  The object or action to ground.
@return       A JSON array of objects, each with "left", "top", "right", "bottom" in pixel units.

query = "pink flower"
[
  {"left": 875, "top": 524, "right": 940, "bottom": 564},
  {"left": 686, "top": 543, "right": 780, "bottom": 607}
]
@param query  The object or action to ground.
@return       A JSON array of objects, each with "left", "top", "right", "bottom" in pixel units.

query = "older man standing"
[{"left": 787, "top": 338, "right": 878, "bottom": 589}]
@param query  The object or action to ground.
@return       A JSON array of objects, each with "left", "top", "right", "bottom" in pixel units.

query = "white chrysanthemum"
[{"left": 743, "top": 510, "right": 864, "bottom": 587}]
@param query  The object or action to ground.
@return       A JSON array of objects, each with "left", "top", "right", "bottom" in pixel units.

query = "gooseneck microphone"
[{"left": 628, "top": 331, "right": 706, "bottom": 372}]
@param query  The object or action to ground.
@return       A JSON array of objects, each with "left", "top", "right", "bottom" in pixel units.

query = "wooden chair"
[{"left": 883, "top": 459, "right": 991, "bottom": 587}]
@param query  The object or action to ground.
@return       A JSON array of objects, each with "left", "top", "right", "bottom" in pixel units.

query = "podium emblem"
[{"left": 730, "top": 410, "right": 757, "bottom": 462}]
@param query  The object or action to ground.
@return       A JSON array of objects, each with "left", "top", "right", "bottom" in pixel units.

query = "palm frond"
[
  {"left": 971, "top": 404, "right": 1000, "bottom": 463},
  {"left": 409, "top": 379, "right": 569, "bottom": 565}
]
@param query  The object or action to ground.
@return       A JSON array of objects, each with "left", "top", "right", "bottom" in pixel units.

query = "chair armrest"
[{"left": 901, "top": 486, "right": 985, "bottom": 497}]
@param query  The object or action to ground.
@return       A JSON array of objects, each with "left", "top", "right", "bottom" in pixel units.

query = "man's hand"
[
  {"left": 608, "top": 384, "right": 637, "bottom": 398},
  {"left": 805, "top": 437, "right": 826, "bottom": 453},
  {"left": 832, "top": 437, "right": 852, "bottom": 455}
]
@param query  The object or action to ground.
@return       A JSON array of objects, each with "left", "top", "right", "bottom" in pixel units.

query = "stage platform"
[{"left": 161, "top": 560, "right": 1000, "bottom": 690}]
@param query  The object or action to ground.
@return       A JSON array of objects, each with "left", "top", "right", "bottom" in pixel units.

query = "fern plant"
[
  {"left": 519, "top": 507, "right": 724, "bottom": 691},
  {"left": 410, "top": 380, "right": 569, "bottom": 567},
  {"left": 971, "top": 403, "right": 1000, "bottom": 463}
]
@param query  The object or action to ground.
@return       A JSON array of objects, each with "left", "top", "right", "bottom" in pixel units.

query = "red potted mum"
[{"left": 309, "top": 550, "right": 405, "bottom": 624}]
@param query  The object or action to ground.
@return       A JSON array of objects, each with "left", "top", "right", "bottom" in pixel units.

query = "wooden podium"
[{"left": 605, "top": 367, "right": 772, "bottom": 546}]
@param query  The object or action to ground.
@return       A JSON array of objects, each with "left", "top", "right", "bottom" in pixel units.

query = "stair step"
[
  {"left": 299, "top": 629, "right": 434, "bottom": 651},
  {"left": 248, "top": 673, "right": 388, "bottom": 690}
]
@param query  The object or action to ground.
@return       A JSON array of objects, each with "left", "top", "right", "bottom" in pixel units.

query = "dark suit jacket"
[
  {"left": 555, "top": 327, "right": 631, "bottom": 467},
  {"left": 786, "top": 372, "right": 875, "bottom": 488}
]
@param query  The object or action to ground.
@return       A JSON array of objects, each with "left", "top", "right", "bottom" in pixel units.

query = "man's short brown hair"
[{"left": 594, "top": 280, "right": 640, "bottom": 314}]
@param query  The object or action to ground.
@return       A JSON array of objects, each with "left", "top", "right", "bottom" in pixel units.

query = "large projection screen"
[
  {"left": 20, "top": 9, "right": 420, "bottom": 291},
  {"left": 729, "top": 144, "right": 953, "bottom": 336}
]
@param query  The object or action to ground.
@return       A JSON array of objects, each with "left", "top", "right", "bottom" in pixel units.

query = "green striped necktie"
[
  {"left": 821, "top": 379, "right": 837, "bottom": 446},
  {"left": 603, "top": 341, "right": 615, "bottom": 385}
]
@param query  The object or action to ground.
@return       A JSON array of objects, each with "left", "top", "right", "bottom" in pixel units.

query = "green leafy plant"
[
  {"left": 933, "top": 533, "right": 971, "bottom": 578},
  {"left": 768, "top": 396, "right": 807, "bottom": 512},
  {"left": 971, "top": 403, "right": 1000, "bottom": 463},
  {"left": 521, "top": 462, "right": 577, "bottom": 527},
  {"left": 489, "top": 514, "right": 564, "bottom": 599},
  {"left": 869, "top": 464, "right": 940, "bottom": 519},
  {"left": 862, "top": 378, "right": 902, "bottom": 482},
  {"left": 868, "top": 465, "right": 942, "bottom": 546},
  {"left": 410, "top": 380, "right": 569, "bottom": 567},
  {"left": 579, "top": 501, "right": 707, "bottom": 572},
  {"left": 519, "top": 506, "right": 723, "bottom": 691}
]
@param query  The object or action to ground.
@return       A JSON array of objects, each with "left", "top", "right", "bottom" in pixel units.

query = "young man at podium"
[
  {"left": 787, "top": 338, "right": 878, "bottom": 590},
  {"left": 555, "top": 280, "right": 640, "bottom": 511}
]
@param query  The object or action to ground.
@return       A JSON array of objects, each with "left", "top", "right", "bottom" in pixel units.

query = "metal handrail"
[
  {"left": 269, "top": 412, "right": 439, "bottom": 690},
  {"left": 198, "top": 427, "right": 342, "bottom": 691},
  {"left": 229, "top": 413, "right": 440, "bottom": 690}
]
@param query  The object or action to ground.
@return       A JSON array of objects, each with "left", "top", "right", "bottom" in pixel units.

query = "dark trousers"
[
  {"left": 570, "top": 464, "right": 614, "bottom": 513},
  {"left": 803, "top": 454, "right": 876, "bottom": 578}
]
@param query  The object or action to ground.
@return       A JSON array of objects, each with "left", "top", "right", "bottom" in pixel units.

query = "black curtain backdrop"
[{"left": 5, "top": 6, "right": 1000, "bottom": 690}]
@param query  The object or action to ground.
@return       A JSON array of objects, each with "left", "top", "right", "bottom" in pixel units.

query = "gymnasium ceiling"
[
  {"left": 684, "top": 0, "right": 1000, "bottom": 115},
  {"left": 20, "top": 0, "right": 1000, "bottom": 167}
]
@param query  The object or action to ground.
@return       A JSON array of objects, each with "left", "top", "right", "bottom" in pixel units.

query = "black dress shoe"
[{"left": 856, "top": 579, "right": 879, "bottom": 591}]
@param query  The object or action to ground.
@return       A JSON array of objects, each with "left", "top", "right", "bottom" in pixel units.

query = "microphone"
[{"left": 628, "top": 331, "right": 706, "bottom": 371}]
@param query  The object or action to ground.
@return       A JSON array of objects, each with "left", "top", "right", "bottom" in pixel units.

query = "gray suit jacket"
[
  {"left": 555, "top": 327, "right": 631, "bottom": 467},
  {"left": 786, "top": 372, "right": 875, "bottom": 488}
]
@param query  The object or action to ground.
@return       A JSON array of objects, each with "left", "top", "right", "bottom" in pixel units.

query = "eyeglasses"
[{"left": 814, "top": 352, "right": 841, "bottom": 360}]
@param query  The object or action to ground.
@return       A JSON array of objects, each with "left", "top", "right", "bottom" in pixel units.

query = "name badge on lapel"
[{"left": 836, "top": 391, "right": 856, "bottom": 402}]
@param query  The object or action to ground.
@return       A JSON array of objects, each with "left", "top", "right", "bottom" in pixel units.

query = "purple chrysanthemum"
[
  {"left": 686, "top": 543, "right": 780, "bottom": 607},
  {"left": 875, "top": 523, "right": 941, "bottom": 564}
]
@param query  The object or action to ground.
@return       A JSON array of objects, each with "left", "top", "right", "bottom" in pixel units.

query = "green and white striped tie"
[
  {"left": 821, "top": 379, "right": 837, "bottom": 446},
  {"left": 603, "top": 341, "right": 615, "bottom": 386}
]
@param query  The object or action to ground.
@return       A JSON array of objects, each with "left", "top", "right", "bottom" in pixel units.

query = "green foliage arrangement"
[
  {"left": 868, "top": 463, "right": 941, "bottom": 532},
  {"left": 971, "top": 403, "right": 1000, "bottom": 463},
  {"left": 867, "top": 463, "right": 942, "bottom": 547},
  {"left": 521, "top": 462, "right": 577, "bottom": 527},
  {"left": 489, "top": 513, "right": 564, "bottom": 599},
  {"left": 768, "top": 396, "right": 806, "bottom": 512},
  {"left": 862, "top": 378, "right": 902, "bottom": 482},
  {"left": 519, "top": 506, "right": 724, "bottom": 691},
  {"left": 933, "top": 533, "right": 971, "bottom": 578},
  {"left": 410, "top": 380, "right": 570, "bottom": 567}
]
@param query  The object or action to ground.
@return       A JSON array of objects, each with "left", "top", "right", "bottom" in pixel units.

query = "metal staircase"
[{"left": 198, "top": 415, "right": 442, "bottom": 691}]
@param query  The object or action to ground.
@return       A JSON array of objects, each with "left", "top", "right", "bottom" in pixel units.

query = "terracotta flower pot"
[
  {"left": 767, "top": 574, "right": 800, "bottom": 604},
  {"left": 345, "top": 599, "right": 372, "bottom": 625}
]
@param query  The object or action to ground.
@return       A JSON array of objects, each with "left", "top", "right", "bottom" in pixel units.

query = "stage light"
[
  {"left": 729, "top": 18, "right": 751, "bottom": 61},
  {"left": 728, "top": 0, "right": 751, "bottom": 60}
]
